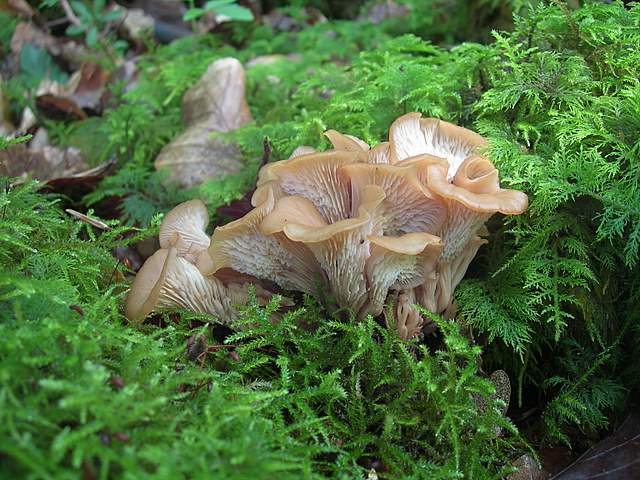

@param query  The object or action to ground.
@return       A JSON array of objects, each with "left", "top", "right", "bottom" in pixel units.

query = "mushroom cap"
[
  {"left": 159, "top": 199, "right": 210, "bottom": 262},
  {"left": 340, "top": 162, "right": 446, "bottom": 236},
  {"left": 426, "top": 159, "right": 528, "bottom": 215},
  {"left": 261, "top": 185, "right": 385, "bottom": 314},
  {"left": 288, "top": 146, "right": 317, "bottom": 159},
  {"left": 260, "top": 195, "right": 328, "bottom": 235},
  {"left": 125, "top": 248, "right": 175, "bottom": 320},
  {"left": 208, "top": 181, "right": 320, "bottom": 293},
  {"left": 367, "top": 142, "right": 392, "bottom": 164},
  {"left": 125, "top": 244, "right": 239, "bottom": 323},
  {"left": 256, "top": 150, "right": 357, "bottom": 223},
  {"left": 363, "top": 232, "right": 442, "bottom": 316},
  {"left": 389, "top": 112, "right": 487, "bottom": 178},
  {"left": 324, "top": 130, "right": 370, "bottom": 156}
]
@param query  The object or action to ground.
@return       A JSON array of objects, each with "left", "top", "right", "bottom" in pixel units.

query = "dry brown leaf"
[
  {"left": 36, "top": 94, "right": 87, "bottom": 121},
  {"left": 35, "top": 62, "right": 108, "bottom": 120},
  {"left": 0, "top": 143, "right": 87, "bottom": 182},
  {"left": 154, "top": 57, "right": 251, "bottom": 187},
  {"left": 154, "top": 124, "right": 244, "bottom": 188},
  {"left": 181, "top": 57, "right": 252, "bottom": 131},
  {"left": 552, "top": 414, "right": 640, "bottom": 480}
]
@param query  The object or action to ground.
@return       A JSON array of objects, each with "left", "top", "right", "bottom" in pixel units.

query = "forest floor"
[{"left": 1, "top": 1, "right": 639, "bottom": 479}]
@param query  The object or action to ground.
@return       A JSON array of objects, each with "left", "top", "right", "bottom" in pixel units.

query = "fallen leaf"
[
  {"left": 181, "top": 57, "right": 252, "bottom": 131},
  {"left": 155, "top": 124, "right": 244, "bottom": 187},
  {"left": 358, "top": 0, "right": 410, "bottom": 25},
  {"left": 36, "top": 94, "right": 87, "bottom": 120},
  {"left": 155, "top": 57, "right": 252, "bottom": 187},
  {"left": 0, "top": 143, "right": 87, "bottom": 181},
  {"left": 119, "top": 7, "right": 155, "bottom": 42},
  {"left": 35, "top": 62, "right": 109, "bottom": 119},
  {"left": 552, "top": 413, "right": 640, "bottom": 480},
  {"left": 0, "top": 0, "right": 35, "bottom": 18}
]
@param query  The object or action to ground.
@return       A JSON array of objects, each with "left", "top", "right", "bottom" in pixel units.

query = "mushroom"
[
  {"left": 159, "top": 199, "right": 210, "bottom": 264},
  {"left": 387, "top": 113, "right": 528, "bottom": 313},
  {"left": 364, "top": 233, "right": 442, "bottom": 317},
  {"left": 262, "top": 185, "right": 386, "bottom": 314},
  {"left": 204, "top": 182, "right": 321, "bottom": 294},
  {"left": 195, "top": 112, "right": 529, "bottom": 336},
  {"left": 125, "top": 245, "right": 238, "bottom": 323},
  {"left": 388, "top": 112, "right": 487, "bottom": 176}
]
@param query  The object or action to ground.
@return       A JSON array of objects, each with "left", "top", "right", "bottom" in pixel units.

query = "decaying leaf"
[
  {"left": 119, "top": 7, "right": 155, "bottom": 42},
  {"left": 10, "top": 22, "right": 60, "bottom": 56},
  {"left": 35, "top": 62, "right": 109, "bottom": 119},
  {"left": 358, "top": 0, "right": 410, "bottom": 24},
  {"left": 155, "top": 57, "right": 252, "bottom": 187},
  {"left": 180, "top": 57, "right": 252, "bottom": 131},
  {"left": 154, "top": 124, "right": 245, "bottom": 188},
  {"left": 0, "top": 143, "right": 87, "bottom": 181},
  {"left": 552, "top": 414, "right": 640, "bottom": 480}
]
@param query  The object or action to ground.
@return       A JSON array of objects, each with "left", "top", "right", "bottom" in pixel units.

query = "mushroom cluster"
[
  {"left": 199, "top": 112, "right": 528, "bottom": 338},
  {"left": 125, "top": 199, "right": 275, "bottom": 322},
  {"left": 125, "top": 113, "right": 527, "bottom": 339}
]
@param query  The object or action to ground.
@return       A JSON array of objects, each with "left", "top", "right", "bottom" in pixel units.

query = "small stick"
[
  {"left": 66, "top": 209, "right": 112, "bottom": 231},
  {"left": 60, "top": 0, "right": 82, "bottom": 26}
]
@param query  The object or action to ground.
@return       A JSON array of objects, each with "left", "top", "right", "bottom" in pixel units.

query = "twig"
[
  {"left": 65, "top": 209, "right": 112, "bottom": 231},
  {"left": 60, "top": 0, "right": 81, "bottom": 26}
]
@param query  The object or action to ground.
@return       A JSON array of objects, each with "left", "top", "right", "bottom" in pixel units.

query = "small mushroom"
[
  {"left": 205, "top": 182, "right": 320, "bottom": 294},
  {"left": 385, "top": 290, "right": 423, "bottom": 341},
  {"left": 125, "top": 246, "right": 237, "bottom": 323},
  {"left": 159, "top": 199, "right": 210, "bottom": 264}
]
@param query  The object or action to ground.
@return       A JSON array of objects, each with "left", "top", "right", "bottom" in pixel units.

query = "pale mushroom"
[
  {"left": 262, "top": 185, "right": 386, "bottom": 315},
  {"left": 205, "top": 182, "right": 321, "bottom": 294},
  {"left": 257, "top": 150, "right": 357, "bottom": 223},
  {"left": 159, "top": 199, "right": 210, "bottom": 264},
  {"left": 388, "top": 112, "right": 487, "bottom": 176},
  {"left": 125, "top": 246, "right": 238, "bottom": 323},
  {"left": 385, "top": 290, "right": 424, "bottom": 341}
]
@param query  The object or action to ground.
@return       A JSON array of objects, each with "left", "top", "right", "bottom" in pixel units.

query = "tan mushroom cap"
[
  {"left": 125, "top": 248, "right": 174, "bottom": 320},
  {"left": 426, "top": 158, "right": 528, "bottom": 215},
  {"left": 340, "top": 162, "right": 446, "bottom": 236},
  {"left": 288, "top": 146, "right": 317, "bottom": 159},
  {"left": 260, "top": 195, "right": 328, "bottom": 235},
  {"left": 207, "top": 182, "right": 319, "bottom": 293},
  {"left": 159, "top": 199, "right": 210, "bottom": 263},
  {"left": 324, "top": 130, "right": 370, "bottom": 155},
  {"left": 125, "top": 246, "right": 237, "bottom": 323},
  {"left": 389, "top": 112, "right": 487, "bottom": 177},
  {"left": 256, "top": 150, "right": 357, "bottom": 223},
  {"left": 367, "top": 142, "right": 392, "bottom": 164}
]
